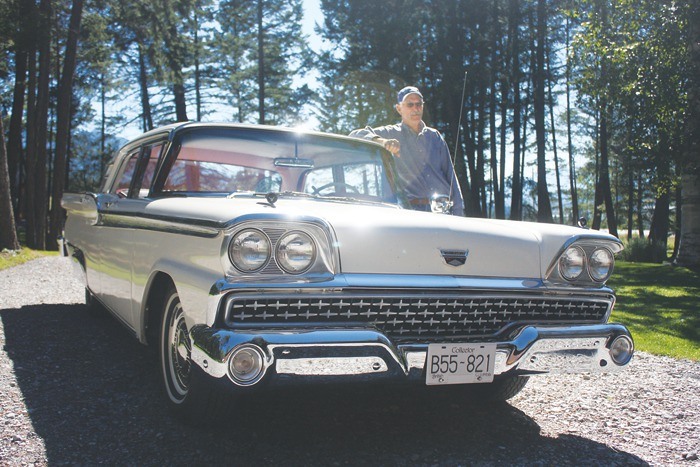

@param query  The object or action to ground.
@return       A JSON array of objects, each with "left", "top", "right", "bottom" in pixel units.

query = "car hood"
[{"left": 144, "top": 196, "right": 619, "bottom": 280}]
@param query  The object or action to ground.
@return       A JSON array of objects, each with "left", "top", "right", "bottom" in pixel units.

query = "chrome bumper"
[{"left": 189, "top": 323, "right": 633, "bottom": 387}]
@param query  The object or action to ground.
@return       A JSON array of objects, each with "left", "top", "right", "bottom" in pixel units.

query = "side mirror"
[{"left": 430, "top": 193, "right": 453, "bottom": 214}]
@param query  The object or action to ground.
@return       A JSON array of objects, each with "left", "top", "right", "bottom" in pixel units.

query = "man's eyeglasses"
[{"left": 403, "top": 101, "right": 424, "bottom": 108}]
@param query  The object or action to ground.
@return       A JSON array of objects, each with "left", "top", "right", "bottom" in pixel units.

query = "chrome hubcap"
[{"left": 168, "top": 302, "right": 191, "bottom": 397}]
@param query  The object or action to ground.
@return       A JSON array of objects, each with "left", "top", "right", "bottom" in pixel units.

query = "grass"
[
  {"left": 0, "top": 248, "right": 58, "bottom": 270},
  {"left": 609, "top": 262, "right": 699, "bottom": 361},
  {"left": 1, "top": 246, "right": 698, "bottom": 361}
]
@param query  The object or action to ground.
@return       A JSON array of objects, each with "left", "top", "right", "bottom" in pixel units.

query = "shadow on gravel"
[{"left": 1, "top": 304, "right": 648, "bottom": 466}]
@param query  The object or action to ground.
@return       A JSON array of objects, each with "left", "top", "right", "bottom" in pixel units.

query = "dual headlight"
[
  {"left": 558, "top": 245, "right": 615, "bottom": 283},
  {"left": 229, "top": 228, "right": 317, "bottom": 274}
]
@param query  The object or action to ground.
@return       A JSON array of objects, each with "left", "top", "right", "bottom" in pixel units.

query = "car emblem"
[{"left": 440, "top": 249, "right": 469, "bottom": 267}]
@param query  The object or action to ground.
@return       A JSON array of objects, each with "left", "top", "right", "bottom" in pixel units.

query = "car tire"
[
  {"left": 469, "top": 375, "right": 529, "bottom": 401},
  {"left": 159, "top": 286, "right": 229, "bottom": 424}
]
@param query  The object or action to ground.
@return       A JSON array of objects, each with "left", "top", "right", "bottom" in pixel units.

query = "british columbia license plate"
[{"left": 426, "top": 343, "right": 497, "bottom": 385}]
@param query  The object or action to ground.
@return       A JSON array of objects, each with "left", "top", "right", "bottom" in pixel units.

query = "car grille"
[{"left": 225, "top": 293, "right": 612, "bottom": 341}]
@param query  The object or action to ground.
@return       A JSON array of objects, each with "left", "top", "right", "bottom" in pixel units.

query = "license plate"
[{"left": 426, "top": 343, "right": 497, "bottom": 385}]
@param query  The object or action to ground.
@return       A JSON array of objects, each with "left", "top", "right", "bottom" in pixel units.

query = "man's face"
[{"left": 396, "top": 93, "right": 424, "bottom": 128}]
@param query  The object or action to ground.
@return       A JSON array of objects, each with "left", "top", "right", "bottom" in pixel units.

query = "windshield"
[{"left": 156, "top": 126, "right": 403, "bottom": 205}]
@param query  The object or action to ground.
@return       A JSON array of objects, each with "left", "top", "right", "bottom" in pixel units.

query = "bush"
[{"left": 618, "top": 237, "right": 667, "bottom": 263}]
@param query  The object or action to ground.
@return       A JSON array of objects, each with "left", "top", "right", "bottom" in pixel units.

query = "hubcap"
[{"left": 167, "top": 301, "right": 191, "bottom": 399}]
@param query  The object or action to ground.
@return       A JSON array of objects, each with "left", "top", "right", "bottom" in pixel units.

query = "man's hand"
[{"left": 375, "top": 137, "right": 401, "bottom": 156}]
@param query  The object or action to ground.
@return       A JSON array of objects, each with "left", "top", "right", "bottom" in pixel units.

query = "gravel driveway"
[{"left": 1, "top": 256, "right": 698, "bottom": 465}]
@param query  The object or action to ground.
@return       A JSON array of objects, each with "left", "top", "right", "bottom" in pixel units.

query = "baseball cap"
[{"left": 397, "top": 86, "right": 423, "bottom": 103}]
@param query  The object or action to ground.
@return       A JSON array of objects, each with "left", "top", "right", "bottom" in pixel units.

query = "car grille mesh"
[{"left": 225, "top": 294, "right": 611, "bottom": 341}]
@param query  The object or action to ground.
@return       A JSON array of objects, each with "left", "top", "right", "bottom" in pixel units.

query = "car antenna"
[{"left": 449, "top": 71, "right": 468, "bottom": 209}]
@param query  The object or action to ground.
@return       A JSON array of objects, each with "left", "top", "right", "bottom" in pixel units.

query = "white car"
[{"left": 61, "top": 122, "right": 633, "bottom": 422}]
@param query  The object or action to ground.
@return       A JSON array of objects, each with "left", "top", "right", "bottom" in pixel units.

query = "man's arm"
[{"left": 349, "top": 126, "right": 401, "bottom": 155}]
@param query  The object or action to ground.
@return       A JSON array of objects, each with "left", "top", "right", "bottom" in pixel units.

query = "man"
[{"left": 350, "top": 86, "right": 464, "bottom": 216}]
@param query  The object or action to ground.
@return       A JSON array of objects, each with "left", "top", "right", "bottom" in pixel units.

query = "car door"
[{"left": 98, "top": 140, "right": 166, "bottom": 330}]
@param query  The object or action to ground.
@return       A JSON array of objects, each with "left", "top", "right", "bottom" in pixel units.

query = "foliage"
[
  {"left": 618, "top": 236, "right": 668, "bottom": 263},
  {"left": 0, "top": 248, "right": 58, "bottom": 270},
  {"left": 609, "top": 262, "right": 700, "bottom": 360}
]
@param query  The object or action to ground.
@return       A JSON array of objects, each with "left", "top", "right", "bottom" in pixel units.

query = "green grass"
[
  {"left": 0, "top": 248, "right": 58, "bottom": 270},
  {"left": 609, "top": 262, "right": 699, "bottom": 361}
]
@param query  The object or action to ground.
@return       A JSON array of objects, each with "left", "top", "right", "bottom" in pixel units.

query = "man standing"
[{"left": 350, "top": 86, "right": 464, "bottom": 216}]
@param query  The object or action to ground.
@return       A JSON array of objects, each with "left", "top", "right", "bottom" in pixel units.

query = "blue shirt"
[{"left": 350, "top": 122, "right": 464, "bottom": 215}]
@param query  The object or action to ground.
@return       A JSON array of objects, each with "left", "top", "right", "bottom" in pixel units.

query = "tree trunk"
[
  {"left": 8, "top": 48, "right": 27, "bottom": 214},
  {"left": 48, "top": 0, "right": 84, "bottom": 251},
  {"left": 477, "top": 79, "right": 487, "bottom": 214},
  {"left": 565, "top": 15, "right": 579, "bottom": 224},
  {"left": 626, "top": 152, "right": 634, "bottom": 240},
  {"left": 534, "top": 0, "right": 553, "bottom": 223},
  {"left": 636, "top": 173, "right": 645, "bottom": 238},
  {"left": 509, "top": 0, "right": 522, "bottom": 221},
  {"left": 489, "top": 0, "right": 503, "bottom": 219},
  {"left": 257, "top": 0, "right": 265, "bottom": 124},
  {"left": 676, "top": 0, "right": 700, "bottom": 268},
  {"left": 173, "top": 81, "right": 188, "bottom": 122},
  {"left": 547, "top": 45, "right": 563, "bottom": 223},
  {"left": 0, "top": 117, "right": 20, "bottom": 251},
  {"left": 598, "top": 110, "right": 618, "bottom": 236},
  {"left": 33, "top": 0, "right": 52, "bottom": 250},
  {"left": 138, "top": 43, "right": 154, "bottom": 131},
  {"left": 24, "top": 39, "right": 37, "bottom": 248},
  {"left": 194, "top": 10, "right": 202, "bottom": 121},
  {"left": 677, "top": 172, "right": 700, "bottom": 267},
  {"left": 24, "top": 0, "right": 51, "bottom": 250}
]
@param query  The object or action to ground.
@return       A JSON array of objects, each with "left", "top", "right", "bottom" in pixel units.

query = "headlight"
[
  {"left": 559, "top": 245, "right": 585, "bottom": 281},
  {"left": 589, "top": 247, "right": 614, "bottom": 282},
  {"left": 276, "top": 231, "right": 316, "bottom": 274},
  {"left": 229, "top": 345, "right": 265, "bottom": 385},
  {"left": 229, "top": 229, "right": 270, "bottom": 272}
]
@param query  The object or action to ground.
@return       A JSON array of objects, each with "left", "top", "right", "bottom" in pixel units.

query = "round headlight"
[
  {"left": 229, "top": 229, "right": 270, "bottom": 272},
  {"left": 589, "top": 247, "right": 614, "bottom": 282},
  {"left": 276, "top": 231, "right": 316, "bottom": 274},
  {"left": 229, "top": 345, "right": 265, "bottom": 385},
  {"left": 559, "top": 246, "right": 585, "bottom": 281}
]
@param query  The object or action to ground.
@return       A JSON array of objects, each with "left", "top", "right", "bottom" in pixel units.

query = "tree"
[
  {"left": 677, "top": 0, "right": 700, "bottom": 268},
  {"left": 0, "top": 116, "right": 20, "bottom": 251},
  {"left": 48, "top": 0, "right": 84, "bottom": 251},
  {"left": 214, "top": 0, "right": 312, "bottom": 125},
  {"left": 534, "top": 0, "right": 553, "bottom": 223}
]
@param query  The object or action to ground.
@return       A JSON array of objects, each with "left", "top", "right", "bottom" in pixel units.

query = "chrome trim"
[
  {"left": 189, "top": 323, "right": 633, "bottom": 386},
  {"left": 211, "top": 273, "right": 615, "bottom": 295},
  {"left": 220, "top": 218, "right": 338, "bottom": 279},
  {"left": 100, "top": 212, "right": 220, "bottom": 238},
  {"left": 545, "top": 236, "right": 623, "bottom": 287}
]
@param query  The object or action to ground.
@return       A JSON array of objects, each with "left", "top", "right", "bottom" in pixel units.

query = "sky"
[{"left": 108, "top": 1, "right": 326, "bottom": 140}]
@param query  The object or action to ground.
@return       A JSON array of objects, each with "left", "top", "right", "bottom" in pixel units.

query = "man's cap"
[{"left": 397, "top": 86, "right": 423, "bottom": 103}]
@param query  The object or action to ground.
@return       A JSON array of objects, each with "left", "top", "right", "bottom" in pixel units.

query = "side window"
[
  {"left": 132, "top": 143, "right": 164, "bottom": 198},
  {"left": 112, "top": 151, "right": 141, "bottom": 197}
]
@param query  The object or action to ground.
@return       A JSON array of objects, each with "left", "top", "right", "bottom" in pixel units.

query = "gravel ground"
[{"left": 1, "top": 256, "right": 698, "bottom": 466}]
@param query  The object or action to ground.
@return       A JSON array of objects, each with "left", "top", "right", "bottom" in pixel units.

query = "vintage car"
[{"left": 61, "top": 122, "right": 633, "bottom": 422}]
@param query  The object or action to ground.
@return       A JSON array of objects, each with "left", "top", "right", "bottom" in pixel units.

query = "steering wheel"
[{"left": 311, "top": 182, "right": 359, "bottom": 196}]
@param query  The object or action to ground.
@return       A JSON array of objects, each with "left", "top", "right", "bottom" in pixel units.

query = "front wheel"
[{"left": 159, "top": 286, "right": 229, "bottom": 423}]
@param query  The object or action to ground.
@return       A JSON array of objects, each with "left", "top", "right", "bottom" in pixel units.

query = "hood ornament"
[{"left": 440, "top": 249, "right": 468, "bottom": 267}]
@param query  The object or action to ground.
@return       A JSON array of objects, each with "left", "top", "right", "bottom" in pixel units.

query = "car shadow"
[{"left": 1, "top": 304, "right": 648, "bottom": 466}]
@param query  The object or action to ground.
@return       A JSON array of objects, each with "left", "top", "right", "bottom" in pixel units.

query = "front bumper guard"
[{"left": 189, "top": 323, "right": 633, "bottom": 387}]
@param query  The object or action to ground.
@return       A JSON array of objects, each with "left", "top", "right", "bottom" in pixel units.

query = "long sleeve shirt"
[{"left": 350, "top": 122, "right": 465, "bottom": 216}]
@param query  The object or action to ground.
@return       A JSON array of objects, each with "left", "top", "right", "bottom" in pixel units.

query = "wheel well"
[{"left": 144, "top": 272, "right": 175, "bottom": 347}]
